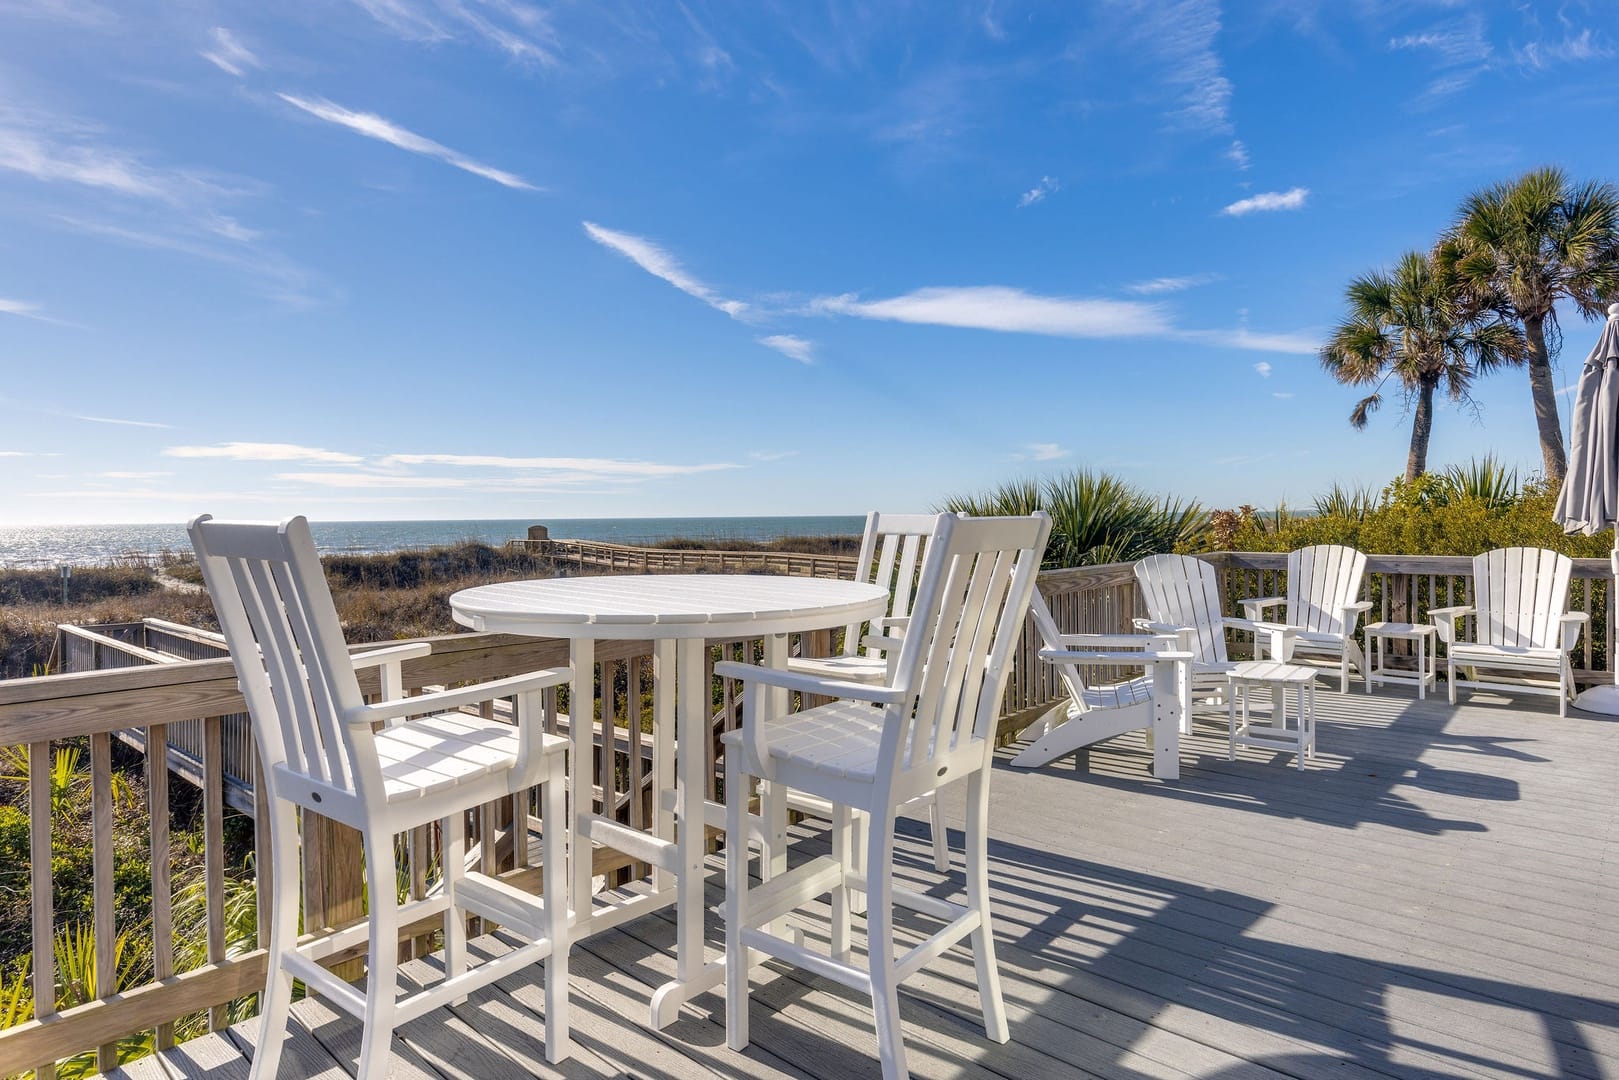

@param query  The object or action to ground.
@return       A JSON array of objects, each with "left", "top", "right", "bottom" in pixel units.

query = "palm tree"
[
  {"left": 1450, "top": 166, "right": 1619, "bottom": 483},
  {"left": 1321, "top": 248, "right": 1524, "bottom": 480}
]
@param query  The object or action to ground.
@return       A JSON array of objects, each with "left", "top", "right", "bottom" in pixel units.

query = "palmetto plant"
[
  {"left": 1312, "top": 483, "right": 1380, "bottom": 520},
  {"left": 1321, "top": 247, "right": 1524, "bottom": 480},
  {"left": 1441, "top": 455, "right": 1520, "bottom": 510},
  {"left": 1450, "top": 166, "right": 1619, "bottom": 483},
  {"left": 942, "top": 469, "right": 1204, "bottom": 567}
]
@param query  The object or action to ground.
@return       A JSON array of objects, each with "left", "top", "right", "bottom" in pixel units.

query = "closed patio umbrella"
[{"left": 1553, "top": 302, "right": 1619, "bottom": 712}]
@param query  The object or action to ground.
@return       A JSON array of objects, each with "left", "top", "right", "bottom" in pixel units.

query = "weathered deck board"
[{"left": 130, "top": 686, "right": 1619, "bottom": 1079}]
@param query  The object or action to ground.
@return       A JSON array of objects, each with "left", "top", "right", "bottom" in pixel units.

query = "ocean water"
[{"left": 0, "top": 516, "right": 866, "bottom": 568}]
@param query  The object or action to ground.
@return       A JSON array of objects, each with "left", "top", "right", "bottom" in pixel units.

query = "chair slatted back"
[
  {"left": 838, "top": 511, "right": 938, "bottom": 659},
  {"left": 1286, "top": 545, "right": 1367, "bottom": 636},
  {"left": 1473, "top": 547, "right": 1572, "bottom": 650},
  {"left": 188, "top": 515, "right": 377, "bottom": 804},
  {"left": 885, "top": 513, "right": 1051, "bottom": 789},
  {"left": 1133, "top": 554, "right": 1228, "bottom": 665}
]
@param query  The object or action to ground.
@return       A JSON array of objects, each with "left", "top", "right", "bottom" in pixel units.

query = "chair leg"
[
  {"left": 829, "top": 801, "right": 853, "bottom": 965},
  {"left": 443, "top": 808, "right": 467, "bottom": 1002},
  {"left": 963, "top": 770, "right": 1008, "bottom": 1044},
  {"left": 248, "top": 802, "right": 301, "bottom": 1080},
  {"left": 927, "top": 793, "right": 949, "bottom": 874},
  {"left": 541, "top": 759, "right": 571, "bottom": 1063},
  {"left": 724, "top": 748, "right": 751, "bottom": 1052},
  {"left": 863, "top": 811, "right": 908, "bottom": 1080},
  {"left": 1448, "top": 658, "right": 1458, "bottom": 704},
  {"left": 355, "top": 831, "right": 401, "bottom": 1080},
  {"left": 848, "top": 809, "right": 868, "bottom": 916}
]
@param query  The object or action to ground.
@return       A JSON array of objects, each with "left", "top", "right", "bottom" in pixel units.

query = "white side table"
[
  {"left": 1227, "top": 660, "right": 1318, "bottom": 769},
  {"left": 1365, "top": 621, "right": 1438, "bottom": 699}
]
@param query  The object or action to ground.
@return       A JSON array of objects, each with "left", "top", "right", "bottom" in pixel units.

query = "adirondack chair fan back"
[{"left": 1432, "top": 547, "right": 1588, "bottom": 717}]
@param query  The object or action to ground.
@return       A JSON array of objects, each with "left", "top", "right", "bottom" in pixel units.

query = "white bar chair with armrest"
[
  {"left": 718, "top": 511, "right": 1052, "bottom": 1080},
  {"left": 786, "top": 511, "right": 950, "bottom": 873},
  {"left": 189, "top": 515, "right": 572, "bottom": 1080}
]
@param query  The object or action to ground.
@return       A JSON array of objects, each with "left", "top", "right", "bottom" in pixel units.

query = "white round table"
[{"left": 450, "top": 574, "right": 888, "bottom": 1027}]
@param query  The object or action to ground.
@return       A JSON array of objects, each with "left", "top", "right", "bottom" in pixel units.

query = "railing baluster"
[
  {"left": 91, "top": 731, "right": 117, "bottom": 1071},
  {"left": 149, "top": 724, "right": 175, "bottom": 1051},
  {"left": 202, "top": 716, "right": 227, "bottom": 1031},
  {"left": 29, "top": 740, "right": 57, "bottom": 1080}
]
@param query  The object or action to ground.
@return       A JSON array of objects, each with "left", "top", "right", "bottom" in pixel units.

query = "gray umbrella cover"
[{"left": 1556, "top": 311, "right": 1619, "bottom": 536}]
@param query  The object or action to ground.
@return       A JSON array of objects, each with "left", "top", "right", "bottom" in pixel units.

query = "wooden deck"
[{"left": 113, "top": 684, "right": 1619, "bottom": 1080}]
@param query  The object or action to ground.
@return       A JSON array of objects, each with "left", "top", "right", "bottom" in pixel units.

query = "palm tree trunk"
[
  {"left": 1407, "top": 378, "right": 1436, "bottom": 481},
  {"left": 1524, "top": 313, "right": 1567, "bottom": 482}
]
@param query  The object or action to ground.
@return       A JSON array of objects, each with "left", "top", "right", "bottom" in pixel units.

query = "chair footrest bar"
[
  {"left": 282, "top": 952, "right": 368, "bottom": 1020},
  {"left": 844, "top": 872, "right": 967, "bottom": 923},
  {"left": 586, "top": 814, "right": 678, "bottom": 872},
  {"left": 893, "top": 910, "right": 981, "bottom": 982},
  {"left": 739, "top": 928, "right": 871, "bottom": 994},
  {"left": 456, "top": 871, "right": 552, "bottom": 940},
  {"left": 743, "top": 856, "right": 843, "bottom": 928},
  {"left": 394, "top": 937, "right": 552, "bottom": 1025},
  {"left": 297, "top": 894, "right": 452, "bottom": 962}
]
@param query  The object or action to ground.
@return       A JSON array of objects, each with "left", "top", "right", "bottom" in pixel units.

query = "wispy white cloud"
[
  {"left": 748, "top": 450, "right": 798, "bottom": 462},
  {"left": 1181, "top": 327, "right": 1319, "bottom": 355},
  {"left": 758, "top": 334, "right": 815, "bottom": 364},
  {"left": 814, "top": 286, "right": 1172, "bottom": 339},
  {"left": 1515, "top": 28, "right": 1612, "bottom": 69},
  {"left": 1254, "top": 361, "right": 1272, "bottom": 378},
  {"left": 1015, "top": 442, "right": 1071, "bottom": 462},
  {"left": 164, "top": 442, "right": 362, "bottom": 463},
  {"left": 1017, "top": 175, "right": 1059, "bottom": 208},
  {"left": 0, "top": 106, "right": 228, "bottom": 203},
  {"left": 1112, "top": 0, "right": 1232, "bottom": 133},
  {"left": 1273, "top": 391, "right": 1295, "bottom": 399},
  {"left": 582, "top": 221, "right": 748, "bottom": 318},
  {"left": 1124, "top": 273, "right": 1220, "bottom": 295},
  {"left": 812, "top": 284, "right": 1317, "bottom": 355},
  {"left": 277, "top": 94, "right": 536, "bottom": 190},
  {"left": 1225, "top": 139, "right": 1250, "bottom": 170},
  {"left": 1388, "top": 14, "right": 1494, "bottom": 106},
  {"left": 201, "top": 27, "right": 261, "bottom": 77},
  {"left": 99, "top": 470, "right": 173, "bottom": 479},
  {"left": 378, "top": 453, "right": 737, "bottom": 476},
  {"left": 0, "top": 298, "right": 52, "bottom": 323},
  {"left": 352, "top": 0, "right": 559, "bottom": 64},
  {"left": 1221, "top": 187, "right": 1309, "bottom": 216},
  {"left": 0, "top": 451, "right": 38, "bottom": 457},
  {"left": 72, "top": 413, "right": 171, "bottom": 428}
]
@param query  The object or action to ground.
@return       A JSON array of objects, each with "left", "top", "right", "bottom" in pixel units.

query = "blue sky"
[{"left": 2, "top": 1, "right": 1617, "bottom": 526}]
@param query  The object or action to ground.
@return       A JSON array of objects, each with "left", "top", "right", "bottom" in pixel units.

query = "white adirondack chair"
[
  {"left": 786, "top": 511, "right": 948, "bottom": 872},
  {"left": 1133, "top": 553, "right": 1294, "bottom": 711},
  {"left": 717, "top": 512, "right": 1051, "bottom": 1080},
  {"left": 1239, "top": 544, "right": 1373, "bottom": 693},
  {"left": 1431, "top": 547, "right": 1589, "bottom": 716},
  {"left": 190, "top": 516, "right": 572, "bottom": 1080},
  {"left": 1008, "top": 591, "right": 1191, "bottom": 779}
]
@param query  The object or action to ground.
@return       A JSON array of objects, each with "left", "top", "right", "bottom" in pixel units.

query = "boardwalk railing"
[
  {"left": 512, "top": 537, "right": 858, "bottom": 579},
  {"left": 4, "top": 551, "right": 1616, "bottom": 1076}
]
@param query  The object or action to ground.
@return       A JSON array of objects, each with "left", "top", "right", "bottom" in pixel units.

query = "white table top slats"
[{"left": 451, "top": 574, "right": 891, "bottom": 640}]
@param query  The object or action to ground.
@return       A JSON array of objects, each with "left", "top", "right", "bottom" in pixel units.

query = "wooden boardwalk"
[{"left": 114, "top": 685, "right": 1619, "bottom": 1079}]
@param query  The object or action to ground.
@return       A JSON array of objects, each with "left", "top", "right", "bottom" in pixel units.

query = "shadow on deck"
[{"left": 116, "top": 687, "right": 1619, "bottom": 1080}]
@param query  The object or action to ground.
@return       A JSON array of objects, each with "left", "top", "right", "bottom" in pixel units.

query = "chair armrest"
[
  {"left": 1428, "top": 605, "right": 1473, "bottom": 645},
  {"left": 1044, "top": 633, "right": 1179, "bottom": 650},
  {"left": 860, "top": 633, "right": 903, "bottom": 654},
  {"left": 350, "top": 642, "right": 434, "bottom": 709},
  {"left": 1041, "top": 648, "right": 1192, "bottom": 666},
  {"left": 712, "top": 660, "right": 906, "bottom": 704},
  {"left": 876, "top": 615, "right": 910, "bottom": 631},
  {"left": 1341, "top": 601, "right": 1375, "bottom": 613},
  {"left": 1239, "top": 596, "right": 1287, "bottom": 621},
  {"left": 1562, "top": 611, "right": 1590, "bottom": 652},
  {"left": 1136, "top": 620, "right": 1195, "bottom": 635},
  {"left": 345, "top": 666, "right": 572, "bottom": 725},
  {"left": 350, "top": 641, "right": 433, "bottom": 669}
]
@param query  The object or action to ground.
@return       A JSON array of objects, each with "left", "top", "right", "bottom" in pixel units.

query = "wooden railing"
[
  {"left": 5, "top": 550, "right": 1616, "bottom": 1076},
  {"left": 512, "top": 537, "right": 859, "bottom": 579}
]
